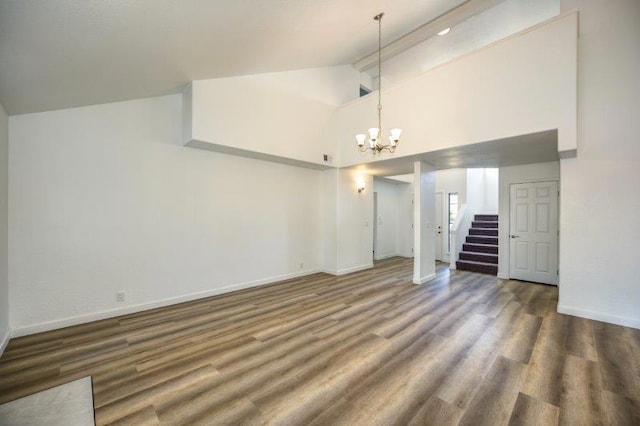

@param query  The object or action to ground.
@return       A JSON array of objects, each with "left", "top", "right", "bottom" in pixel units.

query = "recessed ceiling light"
[{"left": 437, "top": 27, "right": 451, "bottom": 36}]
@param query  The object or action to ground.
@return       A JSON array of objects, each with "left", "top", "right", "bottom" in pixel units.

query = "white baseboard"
[
  {"left": 413, "top": 273, "right": 437, "bottom": 284},
  {"left": 336, "top": 263, "right": 374, "bottom": 276},
  {"left": 497, "top": 272, "right": 509, "bottom": 279},
  {"left": 11, "top": 268, "right": 321, "bottom": 337},
  {"left": 0, "top": 329, "right": 10, "bottom": 357},
  {"left": 557, "top": 305, "right": 640, "bottom": 330},
  {"left": 374, "top": 253, "right": 396, "bottom": 261},
  {"left": 375, "top": 253, "right": 414, "bottom": 261}
]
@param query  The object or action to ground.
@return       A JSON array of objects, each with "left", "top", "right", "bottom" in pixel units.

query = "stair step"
[
  {"left": 472, "top": 221, "right": 498, "bottom": 228},
  {"left": 466, "top": 235, "right": 498, "bottom": 245},
  {"left": 469, "top": 228, "right": 498, "bottom": 236},
  {"left": 463, "top": 243, "right": 498, "bottom": 254},
  {"left": 456, "top": 260, "right": 498, "bottom": 275},
  {"left": 475, "top": 214, "right": 498, "bottom": 222},
  {"left": 459, "top": 251, "right": 498, "bottom": 264}
]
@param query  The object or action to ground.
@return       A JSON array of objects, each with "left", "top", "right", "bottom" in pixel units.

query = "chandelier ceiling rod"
[{"left": 376, "top": 13, "right": 383, "bottom": 141}]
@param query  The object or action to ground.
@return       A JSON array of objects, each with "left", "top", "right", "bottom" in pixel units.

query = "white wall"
[
  {"left": 466, "top": 168, "right": 499, "bottom": 215},
  {"left": 335, "top": 13, "right": 577, "bottom": 167},
  {"left": 0, "top": 102, "right": 9, "bottom": 353},
  {"left": 187, "top": 66, "right": 359, "bottom": 166},
  {"left": 484, "top": 168, "right": 499, "bottom": 213},
  {"left": 558, "top": 0, "right": 640, "bottom": 328},
  {"left": 498, "top": 162, "right": 560, "bottom": 279},
  {"left": 8, "top": 94, "right": 324, "bottom": 334},
  {"left": 336, "top": 169, "right": 373, "bottom": 274},
  {"left": 436, "top": 169, "right": 467, "bottom": 205},
  {"left": 466, "top": 169, "right": 486, "bottom": 217},
  {"left": 321, "top": 169, "right": 338, "bottom": 273}
]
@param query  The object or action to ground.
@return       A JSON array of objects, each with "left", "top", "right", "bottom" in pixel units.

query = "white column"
[{"left": 413, "top": 161, "right": 436, "bottom": 284}]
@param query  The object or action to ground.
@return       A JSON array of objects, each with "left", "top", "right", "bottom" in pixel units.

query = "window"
[
  {"left": 360, "top": 85, "right": 372, "bottom": 97},
  {"left": 448, "top": 193, "right": 459, "bottom": 253}
]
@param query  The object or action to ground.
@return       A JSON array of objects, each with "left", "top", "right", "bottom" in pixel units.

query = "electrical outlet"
[
  {"left": 299, "top": 262, "right": 304, "bottom": 269},
  {"left": 116, "top": 291, "right": 125, "bottom": 303}
]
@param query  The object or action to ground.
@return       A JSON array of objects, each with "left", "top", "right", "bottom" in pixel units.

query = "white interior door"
[
  {"left": 435, "top": 192, "right": 443, "bottom": 261},
  {"left": 509, "top": 181, "right": 559, "bottom": 285}
]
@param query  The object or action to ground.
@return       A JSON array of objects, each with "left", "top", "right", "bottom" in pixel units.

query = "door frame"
[
  {"left": 435, "top": 192, "right": 443, "bottom": 261},
  {"left": 373, "top": 191, "right": 378, "bottom": 261}
]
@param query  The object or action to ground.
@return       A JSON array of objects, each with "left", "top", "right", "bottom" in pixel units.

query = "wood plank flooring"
[{"left": 1, "top": 258, "right": 639, "bottom": 425}]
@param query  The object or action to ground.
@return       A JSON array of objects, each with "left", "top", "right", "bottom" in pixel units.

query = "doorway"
[{"left": 509, "top": 181, "right": 559, "bottom": 285}]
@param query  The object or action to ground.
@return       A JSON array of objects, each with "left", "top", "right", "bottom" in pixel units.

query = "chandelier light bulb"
[
  {"left": 368, "top": 128, "right": 380, "bottom": 142},
  {"left": 355, "top": 134, "right": 366, "bottom": 147}
]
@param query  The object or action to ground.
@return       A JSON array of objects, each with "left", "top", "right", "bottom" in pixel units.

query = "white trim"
[
  {"left": 558, "top": 305, "right": 640, "bottom": 330},
  {"left": 413, "top": 273, "right": 437, "bottom": 284},
  {"left": 374, "top": 254, "right": 393, "bottom": 261},
  {"left": 374, "top": 253, "right": 403, "bottom": 261},
  {"left": 497, "top": 272, "right": 509, "bottom": 279},
  {"left": 0, "top": 330, "right": 10, "bottom": 357},
  {"left": 11, "top": 268, "right": 321, "bottom": 337},
  {"left": 336, "top": 263, "right": 374, "bottom": 276}
]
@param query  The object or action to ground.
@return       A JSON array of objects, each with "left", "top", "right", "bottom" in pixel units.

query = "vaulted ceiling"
[{"left": 0, "top": 0, "right": 466, "bottom": 115}]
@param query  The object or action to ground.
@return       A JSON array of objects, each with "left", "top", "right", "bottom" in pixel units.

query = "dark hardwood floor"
[{"left": 1, "top": 258, "right": 639, "bottom": 425}]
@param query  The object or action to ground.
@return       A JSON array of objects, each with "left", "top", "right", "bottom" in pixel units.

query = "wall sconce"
[{"left": 357, "top": 181, "right": 366, "bottom": 194}]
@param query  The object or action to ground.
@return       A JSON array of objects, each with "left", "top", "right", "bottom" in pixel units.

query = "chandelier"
[{"left": 356, "top": 12, "right": 402, "bottom": 154}]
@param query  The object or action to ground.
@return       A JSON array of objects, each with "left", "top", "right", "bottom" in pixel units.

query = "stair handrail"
[{"left": 450, "top": 203, "right": 473, "bottom": 270}]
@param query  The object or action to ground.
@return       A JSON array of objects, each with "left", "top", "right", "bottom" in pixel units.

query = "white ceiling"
[{"left": 0, "top": 0, "right": 466, "bottom": 115}]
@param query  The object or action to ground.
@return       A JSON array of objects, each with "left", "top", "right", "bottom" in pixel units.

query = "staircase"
[{"left": 456, "top": 214, "right": 498, "bottom": 275}]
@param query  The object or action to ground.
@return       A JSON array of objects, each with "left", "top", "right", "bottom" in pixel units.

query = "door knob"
[{"left": 510, "top": 235, "right": 520, "bottom": 239}]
